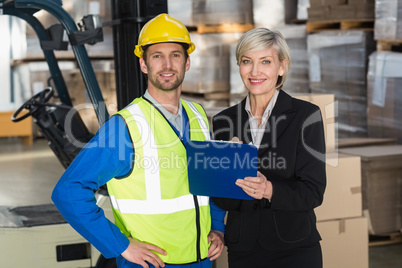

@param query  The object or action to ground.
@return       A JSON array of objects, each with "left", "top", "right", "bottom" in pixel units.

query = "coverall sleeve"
[
  {"left": 51, "top": 115, "right": 132, "bottom": 258},
  {"left": 210, "top": 199, "right": 226, "bottom": 233}
]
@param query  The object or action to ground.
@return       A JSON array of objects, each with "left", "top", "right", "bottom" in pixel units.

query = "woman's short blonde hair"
[{"left": 236, "top": 28, "right": 291, "bottom": 89}]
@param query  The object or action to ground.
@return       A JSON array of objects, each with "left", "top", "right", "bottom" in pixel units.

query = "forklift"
[{"left": 0, "top": 0, "right": 168, "bottom": 267}]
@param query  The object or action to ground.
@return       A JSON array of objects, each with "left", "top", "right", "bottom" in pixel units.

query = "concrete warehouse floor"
[{"left": 0, "top": 137, "right": 401, "bottom": 267}]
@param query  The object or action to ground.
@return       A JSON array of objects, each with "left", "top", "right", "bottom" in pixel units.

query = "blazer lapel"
[
  {"left": 258, "top": 91, "right": 296, "bottom": 157},
  {"left": 241, "top": 100, "right": 253, "bottom": 144},
  {"left": 238, "top": 99, "right": 253, "bottom": 144},
  {"left": 221, "top": 98, "right": 252, "bottom": 143}
]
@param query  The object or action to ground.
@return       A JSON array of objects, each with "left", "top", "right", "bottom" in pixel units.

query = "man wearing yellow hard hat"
[{"left": 52, "top": 13, "right": 225, "bottom": 268}]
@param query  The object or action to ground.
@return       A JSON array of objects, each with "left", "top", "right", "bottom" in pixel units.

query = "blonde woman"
[{"left": 212, "top": 28, "right": 326, "bottom": 268}]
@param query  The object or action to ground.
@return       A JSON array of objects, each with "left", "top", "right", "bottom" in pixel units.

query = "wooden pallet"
[
  {"left": 376, "top": 40, "right": 402, "bottom": 52},
  {"left": 195, "top": 23, "right": 254, "bottom": 34},
  {"left": 306, "top": 19, "right": 374, "bottom": 33},
  {"left": 369, "top": 232, "right": 402, "bottom": 247}
]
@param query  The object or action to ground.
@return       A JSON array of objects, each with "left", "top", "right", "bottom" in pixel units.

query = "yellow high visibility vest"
[{"left": 107, "top": 97, "right": 211, "bottom": 264}]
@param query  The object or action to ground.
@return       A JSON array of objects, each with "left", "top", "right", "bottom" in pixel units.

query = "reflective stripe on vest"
[
  {"left": 184, "top": 100, "right": 210, "bottom": 140},
  {"left": 110, "top": 194, "right": 209, "bottom": 215}
]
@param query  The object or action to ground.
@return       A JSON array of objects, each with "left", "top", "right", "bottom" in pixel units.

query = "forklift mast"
[{"left": 111, "top": 0, "right": 168, "bottom": 109}]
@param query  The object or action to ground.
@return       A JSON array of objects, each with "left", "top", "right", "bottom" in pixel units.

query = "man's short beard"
[{"left": 149, "top": 74, "right": 182, "bottom": 92}]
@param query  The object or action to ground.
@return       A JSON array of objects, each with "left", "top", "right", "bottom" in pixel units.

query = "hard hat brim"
[{"left": 134, "top": 41, "right": 195, "bottom": 58}]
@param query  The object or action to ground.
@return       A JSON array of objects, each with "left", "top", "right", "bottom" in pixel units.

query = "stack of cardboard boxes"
[
  {"left": 367, "top": 52, "right": 402, "bottom": 144},
  {"left": 366, "top": 0, "right": 402, "bottom": 144},
  {"left": 307, "top": 30, "right": 376, "bottom": 138},
  {"left": 305, "top": 94, "right": 369, "bottom": 268},
  {"left": 315, "top": 151, "right": 369, "bottom": 268}
]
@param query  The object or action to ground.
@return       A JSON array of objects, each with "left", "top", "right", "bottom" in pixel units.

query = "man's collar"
[{"left": 143, "top": 89, "right": 183, "bottom": 120}]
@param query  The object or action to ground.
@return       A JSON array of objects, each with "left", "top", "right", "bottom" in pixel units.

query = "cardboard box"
[
  {"left": 339, "top": 145, "right": 402, "bottom": 235},
  {"left": 292, "top": 93, "right": 336, "bottom": 153},
  {"left": 307, "top": 30, "right": 376, "bottom": 138},
  {"left": 315, "top": 153, "right": 362, "bottom": 221},
  {"left": 317, "top": 217, "right": 369, "bottom": 268},
  {"left": 0, "top": 111, "right": 33, "bottom": 145}
]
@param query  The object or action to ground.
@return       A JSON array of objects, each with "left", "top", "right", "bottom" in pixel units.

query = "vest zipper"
[
  {"left": 145, "top": 97, "right": 204, "bottom": 261},
  {"left": 193, "top": 195, "right": 201, "bottom": 262},
  {"left": 190, "top": 119, "right": 201, "bottom": 262}
]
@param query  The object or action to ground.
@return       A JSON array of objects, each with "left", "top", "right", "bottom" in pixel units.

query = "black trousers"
[{"left": 228, "top": 241, "right": 323, "bottom": 268}]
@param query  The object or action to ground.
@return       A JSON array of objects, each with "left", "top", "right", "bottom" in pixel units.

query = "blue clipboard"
[{"left": 186, "top": 140, "right": 258, "bottom": 200}]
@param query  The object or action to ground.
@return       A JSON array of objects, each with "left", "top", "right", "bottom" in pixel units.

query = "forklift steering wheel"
[{"left": 12, "top": 87, "right": 54, "bottom": 122}]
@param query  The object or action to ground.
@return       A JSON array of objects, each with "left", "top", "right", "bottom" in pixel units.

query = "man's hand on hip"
[{"left": 121, "top": 237, "right": 167, "bottom": 268}]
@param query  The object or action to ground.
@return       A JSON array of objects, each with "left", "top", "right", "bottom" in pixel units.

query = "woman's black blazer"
[{"left": 212, "top": 90, "right": 327, "bottom": 251}]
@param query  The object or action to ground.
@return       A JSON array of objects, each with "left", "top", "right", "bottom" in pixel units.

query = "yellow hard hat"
[{"left": 134, "top": 13, "right": 195, "bottom": 58}]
